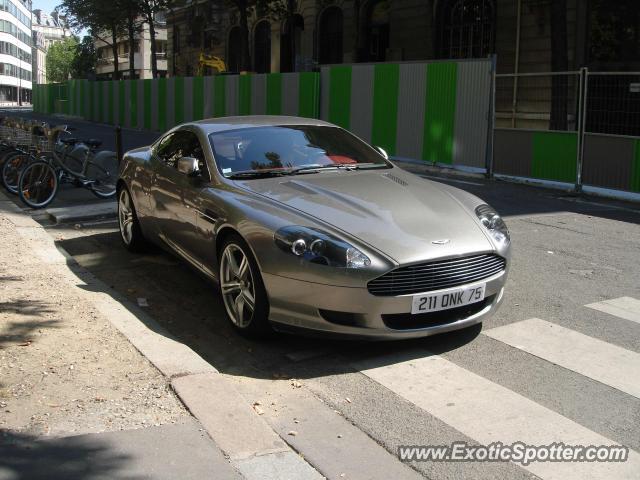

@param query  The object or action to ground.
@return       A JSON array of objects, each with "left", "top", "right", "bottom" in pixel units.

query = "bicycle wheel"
[
  {"left": 17, "top": 161, "right": 58, "bottom": 209},
  {"left": 2, "top": 152, "right": 33, "bottom": 194},
  {"left": 86, "top": 151, "right": 118, "bottom": 198}
]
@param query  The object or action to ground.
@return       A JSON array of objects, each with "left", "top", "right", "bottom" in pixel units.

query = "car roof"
[{"left": 191, "top": 115, "right": 334, "bottom": 134}]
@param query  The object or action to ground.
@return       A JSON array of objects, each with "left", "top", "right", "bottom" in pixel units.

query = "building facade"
[
  {"left": 0, "top": 0, "right": 32, "bottom": 104},
  {"left": 166, "top": 0, "right": 640, "bottom": 76},
  {"left": 94, "top": 14, "right": 168, "bottom": 80},
  {"left": 31, "top": 9, "right": 72, "bottom": 85}
]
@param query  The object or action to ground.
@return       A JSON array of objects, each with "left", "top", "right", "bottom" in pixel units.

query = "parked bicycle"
[{"left": 17, "top": 135, "right": 118, "bottom": 209}]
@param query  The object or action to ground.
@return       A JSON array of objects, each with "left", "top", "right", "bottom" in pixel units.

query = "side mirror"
[
  {"left": 375, "top": 146, "right": 389, "bottom": 160},
  {"left": 177, "top": 156, "right": 200, "bottom": 176}
]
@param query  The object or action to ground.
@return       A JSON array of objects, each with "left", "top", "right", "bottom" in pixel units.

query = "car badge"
[{"left": 431, "top": 239, "right": 450, "bottom": 245}]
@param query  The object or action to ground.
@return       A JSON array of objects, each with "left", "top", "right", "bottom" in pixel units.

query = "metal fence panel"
[{"left": 321, "top": 59, "right": 492, "bottom": 168}]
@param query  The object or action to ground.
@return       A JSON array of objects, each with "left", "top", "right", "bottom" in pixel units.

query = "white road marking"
[
  {"left": 484, "top": 318, "right": 640, "bottom": 399},
  {"left": 585, "top": 297, "right": 640, "bottom": 325},
  {"left": 354, "top": 352, "right": 640, "bottom": 480}
]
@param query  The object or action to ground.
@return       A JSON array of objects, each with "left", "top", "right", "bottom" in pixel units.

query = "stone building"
[
  {"left": 94, "top": 13, "right": 168, "bottom": 80},
  {"left": 166, "top": 0, "right": 639, "bottom": 76}
]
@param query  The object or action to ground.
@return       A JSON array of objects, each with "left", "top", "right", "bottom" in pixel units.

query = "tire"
[
  {"left": 17, "top": 161, "right": 58, "bottom": 209},
  {"left": 2, "top": 152, "right": 33, "bottom": 194},
  {"left": 218, "top": 234, "right": 272, "bottom": 337},
  {"left": 87, "top": 152, "right": 118, "bottom": 198},
  {"left": 118, "top": 186, "right": 147, "bottom": 252}
]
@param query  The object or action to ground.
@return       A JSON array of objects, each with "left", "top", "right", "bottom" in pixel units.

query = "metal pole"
[
  {"left": 115, "top": 125, "right": 123, "bottom": 165},
  {"left": 575, "top": 67, "right": 588, "bottom": 193},
  {"left": 485, "top": 54, "right": 497, "bottom": 179},
  {"left": 510, "top": 0, "right": 522, "bottom": 128}
]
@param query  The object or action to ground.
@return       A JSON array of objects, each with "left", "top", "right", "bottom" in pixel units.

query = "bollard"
[{"left": 115, "top": 125, "right": 123, "bottom": 165}]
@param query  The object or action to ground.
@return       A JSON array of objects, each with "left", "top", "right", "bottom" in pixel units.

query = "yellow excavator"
[{"left": 197, "top": 52, "right": 227, "bottom": 76}]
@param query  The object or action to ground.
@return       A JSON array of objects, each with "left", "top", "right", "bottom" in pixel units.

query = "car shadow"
[
  {"left": 56, "top": 231, "right": 482, "bottom": 382},
  {"left": 0, "top": 429, "right": 134, "bottom": 480}
]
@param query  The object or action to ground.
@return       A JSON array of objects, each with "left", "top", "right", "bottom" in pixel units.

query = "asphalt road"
[{"left": 6, "top": 110, "right": 640, "bottom": 479}]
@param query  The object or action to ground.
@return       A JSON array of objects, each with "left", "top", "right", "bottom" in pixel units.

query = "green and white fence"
[
  {"left": 35, "top": 72, "right": 320, "bottom": 132},
  {"left": 320, "top": 59, "right": 493, "bottom": 170}
]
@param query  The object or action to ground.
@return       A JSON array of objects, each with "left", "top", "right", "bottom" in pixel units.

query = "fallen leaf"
[
  {"left": 345, "top": 397, "right": 352, "bottom": 404},
  {"left": 287, "top": 430, "right": 298, "bottom": 436}
]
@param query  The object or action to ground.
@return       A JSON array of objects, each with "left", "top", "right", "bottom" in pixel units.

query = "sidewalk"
[
  {"left": 0, "top": 198, "right": 240, "bottom": 479},
  {"left": 0, "top": 193, "right": 324, "bottom": 479}
]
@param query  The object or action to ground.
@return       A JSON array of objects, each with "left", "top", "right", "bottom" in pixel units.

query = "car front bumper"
[{"left": 263, "top": 270, "right": 507, "bottom": 340}]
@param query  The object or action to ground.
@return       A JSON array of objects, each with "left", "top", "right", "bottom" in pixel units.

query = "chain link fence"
[
  {"left": 495, "top": 72, "right": 581, "bottom": 131},
  {"left": 585, "top": 72, "right": 640, "bottom": 137}
]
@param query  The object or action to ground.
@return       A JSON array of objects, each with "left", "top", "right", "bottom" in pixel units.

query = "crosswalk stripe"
[
  {"left": 484, "top": 319, "right": 640, "bottom": 399},
  {"left": 585, "top": 297, "right": 640, "bottom": 325},
  {"left": 353, "top": 352, "right": 640, "bottom": 480}
]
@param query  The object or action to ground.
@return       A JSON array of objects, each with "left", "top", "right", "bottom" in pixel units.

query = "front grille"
[
  {"left": 368, "top": 254, "right": 506, "bottom": 296},
  {"left": 382, "top": 295, "right": 495, "bottom": 330}
]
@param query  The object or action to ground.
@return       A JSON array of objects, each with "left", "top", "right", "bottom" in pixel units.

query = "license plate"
[{"left": 411, "top": 283, "right": 486, "bottom": 315}]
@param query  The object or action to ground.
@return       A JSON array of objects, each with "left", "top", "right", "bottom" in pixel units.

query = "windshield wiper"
[{"left": 226, "top": 169, "right": 290, "bottom": 179}]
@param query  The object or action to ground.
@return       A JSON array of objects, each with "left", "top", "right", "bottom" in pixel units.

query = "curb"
[{"left": 0, "top": 191, "right": 323, "bottom": 480}]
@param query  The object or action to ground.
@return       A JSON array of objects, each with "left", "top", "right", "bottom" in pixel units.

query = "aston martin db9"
[{"left": 117, "top": 116, "right": 510, "bottom": 338}]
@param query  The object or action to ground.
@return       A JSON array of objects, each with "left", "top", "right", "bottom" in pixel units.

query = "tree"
[
  {"left": 58, "top": 0, "right": 127, "bottom": 79},
  {"left": 46, "top": 36, "right": 79, "bottom": 83},
  {"left": 71, "top": 35, "right": 97, "bottom": 79},
  {"left": 137, "top": 0, "right": 168, "bottom": 78}
]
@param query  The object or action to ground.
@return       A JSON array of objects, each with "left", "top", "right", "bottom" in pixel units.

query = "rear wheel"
[
  {"left": 2, "top": 152, "right": 33, "bottom": 194},
  {"left": 218, "top": 234, "right": 272, "bottom": 337},
  {"left": 87, "top": 152, "right": 118, "bottom": 198},
  {"left": 17, "top": 161, "right": 58, "bottom": 209}
]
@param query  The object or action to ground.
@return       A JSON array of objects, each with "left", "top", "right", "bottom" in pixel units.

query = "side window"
[
  {"left": 155, "top": 133, "right": 181, "bottom": 168},
  {"left": 155, "top": 130, "right": 209, "bottom": 178}
]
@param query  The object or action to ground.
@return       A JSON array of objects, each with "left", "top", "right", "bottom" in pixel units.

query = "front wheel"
[
  {"left": 18, "top": 161, "right": 58, "bottom": 209},
  {"left": 87, "top": 152, "right": 118, "bottom": 198},
  {"left": 218, "top": 234, "right": 272, "bottom": 337},
  {"left": 118, "top": 186, "right": 147, "bottom": 252}
]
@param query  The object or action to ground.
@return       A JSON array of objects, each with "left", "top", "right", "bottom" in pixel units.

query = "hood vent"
[
  {"left": 382, "top": 173, "right": 408, "bottom": 187},
  {"left": 280, "top": 180, "right": 318, "bottom": 195}
]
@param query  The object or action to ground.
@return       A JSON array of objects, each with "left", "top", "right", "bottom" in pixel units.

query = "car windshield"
[{"left": 208, "top": 125, "right": 390, "bottom": 178}]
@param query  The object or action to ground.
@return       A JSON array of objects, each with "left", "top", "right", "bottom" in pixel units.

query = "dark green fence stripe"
[
  {"left": 371, "top": 64, "right": 400, "bottom": 155},
  {"left": 214, "top": 75, "right": 226, "bottom": 117},
  {"left": 119, "top": 81, "right": 126, "bottom": 125},
  {"left": 130, "top": 80, "right": 137, "bottom": 128},
  {"left": 108, "top": 81, "right": 115, "bottom": 124},
  {"left": 329, "top": 67, "right": 351, "bottom": 128},
  {"left": 531, "top": 132, "right": 577, "bottom": 183},
  {"left": 80, "top": 81, "right": 86, "bottom": 118},
  {"left": 97, "top": 83, "right": 104, "bottom": 121},
  {"left": 423, "top": 62, "right": 457, "bottom": 164},
  {"left": 298, "top": 72, "right": 319, "bottom": 118},
  {"left": 193, "top": 76, "right": 204, "bottom": 120},
  {"left": 631, "top": 140, "right": 640, "bottom": 192},
  {"left": 239, "top": 75, "right": 251, "bottom": 115},
  {"left": 143, "top": 79, "right": 152, "bottom": 130},
  {"left": 89, "top": 82, "right": 95, "bottom": 120},
  {"left": 266, "top": 73, "right": 282, "bottom": 115},
  {"left": 175, "top": 76, "right": 184, "bottom": 125},
  {"left": 158, "top": 77, "right": 167, "bottom": 131}
]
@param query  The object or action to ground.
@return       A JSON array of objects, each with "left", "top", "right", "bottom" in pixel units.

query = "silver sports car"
[{"left": 118, "top": 116, "right": 510, "bottom": 339}]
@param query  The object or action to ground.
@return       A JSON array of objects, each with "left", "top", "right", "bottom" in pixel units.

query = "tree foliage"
[
  {"left": 71, "top": 35, "right": 97, "bottom": 79},
  {"left": 46, "top": 36, "right": 78, "bottom": 83}
]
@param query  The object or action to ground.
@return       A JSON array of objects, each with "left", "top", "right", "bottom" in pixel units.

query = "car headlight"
[
  {"left": 475, "top": 204, "right": 510, "bottom": 247},
  {"left": 274, "top": 226, "right": 371, "bottom": 268}
]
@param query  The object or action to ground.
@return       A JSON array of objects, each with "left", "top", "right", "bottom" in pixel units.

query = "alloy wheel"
[
  {"left": 118, "top": 189, "right": 134, "bottom": 245},
  {"left": 220, "top": 243, "right": 256, "bottom": 328}
]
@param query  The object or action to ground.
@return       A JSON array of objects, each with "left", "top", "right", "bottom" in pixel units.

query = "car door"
[{"left": 149, "top": 130, "right": 201, "bottom": 263}]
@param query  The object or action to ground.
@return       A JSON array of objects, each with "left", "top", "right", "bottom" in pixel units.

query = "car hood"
[{"left": 234, "top": 169, "right": 494, "bottom": 265}]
